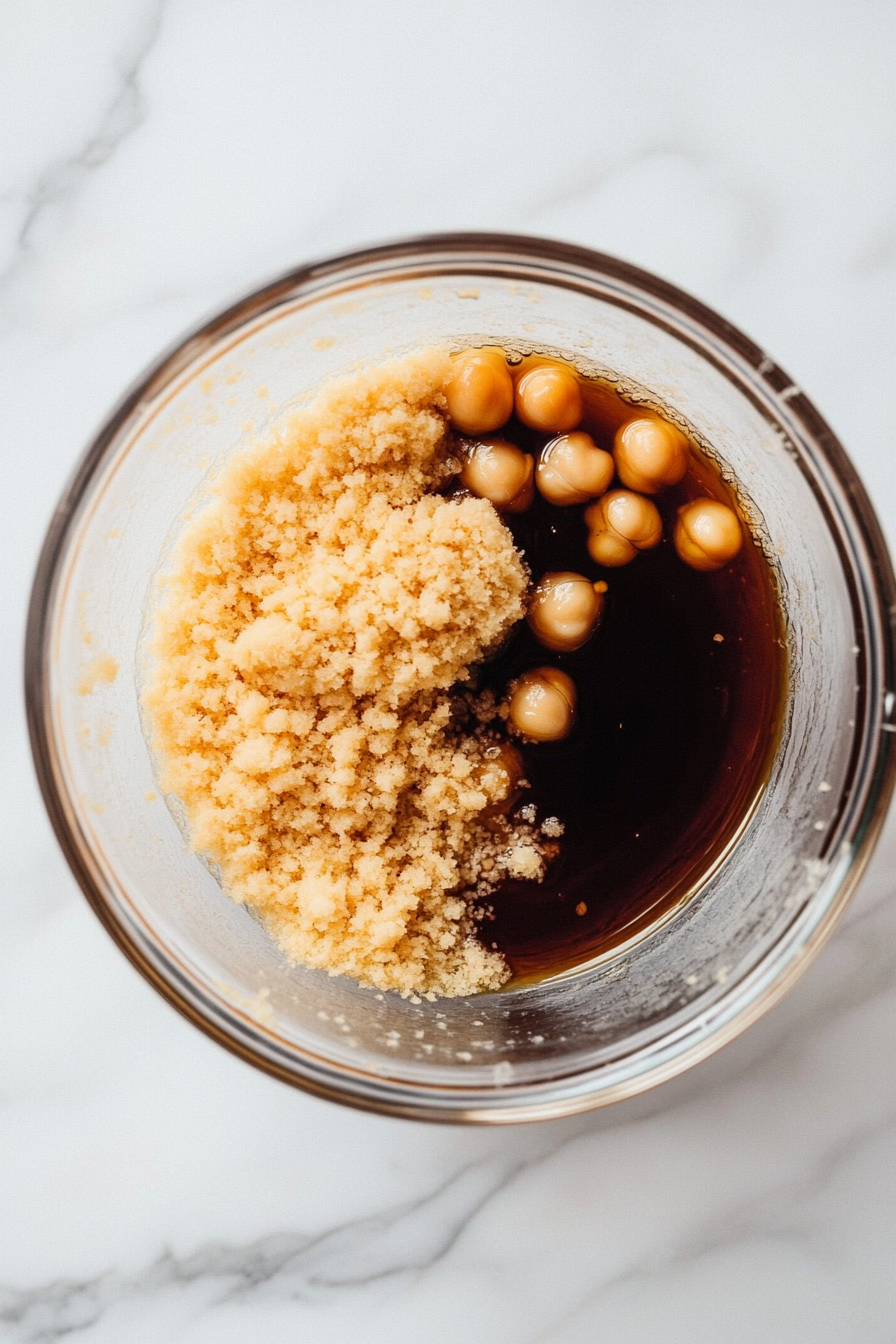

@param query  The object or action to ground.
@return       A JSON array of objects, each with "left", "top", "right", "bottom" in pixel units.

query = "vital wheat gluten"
[{"left": 141, "top": 350, "right": 541, "bottom": 997}]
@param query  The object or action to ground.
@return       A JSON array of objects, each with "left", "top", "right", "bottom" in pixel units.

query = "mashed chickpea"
[{"left": 141, "top": 351, "right": 540, "bottom": 997}]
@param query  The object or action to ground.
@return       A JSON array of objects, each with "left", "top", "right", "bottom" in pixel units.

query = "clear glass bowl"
[{"left": 26, "top": 234, "right": 896, "bottom": 1122}]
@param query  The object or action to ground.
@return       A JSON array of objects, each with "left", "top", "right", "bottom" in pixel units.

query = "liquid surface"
[{"left": 465, "top": 373, "right": 786, "bottom": 985}]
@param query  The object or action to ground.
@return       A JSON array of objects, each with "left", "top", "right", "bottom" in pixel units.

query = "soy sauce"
[{"left": 469, "top": 372, "right": 786, "bottom": 985}]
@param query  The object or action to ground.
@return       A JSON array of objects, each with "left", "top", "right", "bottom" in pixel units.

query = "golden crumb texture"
[{"left": 141, "top": 349, "right": 533, "bottom": 996}]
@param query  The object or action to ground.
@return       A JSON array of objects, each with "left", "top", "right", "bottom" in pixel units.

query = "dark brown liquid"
[{"left": 469, "top": 371, "right": 786, "bottom": 985}]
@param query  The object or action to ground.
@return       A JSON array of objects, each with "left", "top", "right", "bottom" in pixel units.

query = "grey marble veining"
[
  {"left": 0, "top": 1158, "right": 528, "bottom": 1339},
  {"left": 1, "top": 0, "right": 168, "bottom": 296},
  {"left": 1, "top": 2, "right": 895, "bottom": 1341}
]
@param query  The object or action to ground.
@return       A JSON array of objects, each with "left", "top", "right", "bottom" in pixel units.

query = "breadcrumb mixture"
[{"left": 142, "top": 350, "right": 543, "bottom": 996}]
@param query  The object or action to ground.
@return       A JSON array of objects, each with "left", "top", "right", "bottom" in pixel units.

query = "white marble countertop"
[{"left": 2, "top": 3, "right": 895, "bottom": 1340}]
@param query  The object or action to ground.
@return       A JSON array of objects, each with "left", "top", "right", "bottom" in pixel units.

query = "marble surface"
[{"left": 2, "top": 2, "right": 895, "bottom": 1339}]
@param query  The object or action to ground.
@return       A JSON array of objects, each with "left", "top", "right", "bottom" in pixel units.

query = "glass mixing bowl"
[{"left": 26, "top": 234, "right": 896, "bottom": 1122}]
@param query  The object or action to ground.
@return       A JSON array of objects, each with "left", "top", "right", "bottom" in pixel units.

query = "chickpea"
[
  {"left": 514, "top": 364, "right": 583, "bottom": 434},
  {"left": 674, "top": 497, "right": 743, "bottom": 571},
  {"left": 509, "top": 667, "right": 577, "bottom": 742},
  {"left": 614, "top": 416, "right": 689, "bottom": 495},
  {"left": 536, "top": 432, "right": 615, "bottom": 506},
  {"left": 527, "top": 572, "right": 605, "bottom": 652},
  {"left": 459, "top": 438, "right": 534, "bottom": 512},
  {"left": 475, "top": 742, "right": 525, "bottom": 818},
  {"left": 445, "top": 348, "right": 514, "bottom": 435},
  {"left": 585, "top": 490, "right": 663, "bottom": 567}
]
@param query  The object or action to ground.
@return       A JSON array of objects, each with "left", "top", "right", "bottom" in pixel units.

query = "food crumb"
[
  {"left": 713, "top": 632, "right": 724, "bottom": 643},
  {"left": 541, "top": 816, "right": 565, "bottom": 838},
  {"left": 501, "top": 843, "right": 545, "bottom": 881},
  {"left": 78, "top": 653, "right": 119, "bottom": 696},
  {"left": 575, "top": 901, "right": 587, "bottom": 916}
]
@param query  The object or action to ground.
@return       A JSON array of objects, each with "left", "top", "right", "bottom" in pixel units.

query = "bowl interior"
[{"left": 33, "top": 241, "right": 894, "bottom": 1119}]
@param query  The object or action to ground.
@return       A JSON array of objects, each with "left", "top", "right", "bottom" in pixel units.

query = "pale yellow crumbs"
[{"left": 141, "top": 350, "right": 549, "bottom": 997}]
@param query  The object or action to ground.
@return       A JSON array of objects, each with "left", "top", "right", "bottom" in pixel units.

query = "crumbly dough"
[{"left": 141, "top": 350, "right": 537, "bottom": 996}]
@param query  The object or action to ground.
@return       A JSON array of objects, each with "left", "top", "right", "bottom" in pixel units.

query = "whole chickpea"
[
  {"left": 445, "top": 348, "right": 514, "bottom": 435},
  {"left": 614, "top": 417, "right": 689, "bottom": 494},
  {"left": 474, "top": 742, "right": 526, "bottom": 818},
  {"left": 536, "top": 432, "right": 615, "bottom": 506},
  {"left": 509, "top": 667, "right": 577, "bottom": 742},
  {"left": 527, "top": 572, "right": 605, "bottom": 652},
  {"left": 585, "top": 490, "right": 663, "bottom": 567},
  {"left": 459, "top": 438, "right": 534, "bottom": 513},
  {"left": 674, "top": 498, "right": 743, "bottom": 571},
  {"left": 514, "top": 364, "right": 583, "bottom": 434}
]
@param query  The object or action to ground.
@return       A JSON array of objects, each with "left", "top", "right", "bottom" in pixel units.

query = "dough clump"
[{"left": 142, "top": 350, "right": 533, "bottom": 996}]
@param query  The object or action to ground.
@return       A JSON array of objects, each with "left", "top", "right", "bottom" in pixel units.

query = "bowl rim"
[{"left": 25, "top": 231, "right": 896, "bottom": 1123}]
